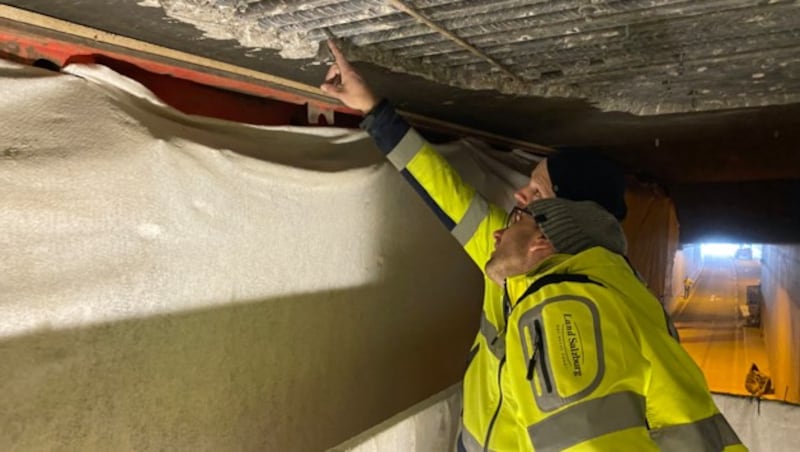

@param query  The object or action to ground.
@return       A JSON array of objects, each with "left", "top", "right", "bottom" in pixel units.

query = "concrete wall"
[
  {"left": 332, "top": 385, "right": 798, "bottom": 452},
  {"left": 666, "top": 244, "right": 704, "bottom": 314},
  {"left": 621, "top": 180, "right": 680, "bottom": 303},
  {"left": 761, "top": 245, "right": 800, "bottom": 403}
]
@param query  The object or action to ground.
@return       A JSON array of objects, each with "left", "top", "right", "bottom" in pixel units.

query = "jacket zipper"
[
  {"left": 483, "top": 285, "right": 511, "bottom": 451},
  {"left": 483, "top": 356, "right": 506, "bottom": 452},
  {"left": 525, "top": 320, "right": 553, "bottom": 394},
  {"left": 533, "top": 319, "right": 553, "bottom": 393}
]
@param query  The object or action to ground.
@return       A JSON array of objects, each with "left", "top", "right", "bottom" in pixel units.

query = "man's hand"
[{"left": 320, "top": 40, "right": 379, "bottom": 114}]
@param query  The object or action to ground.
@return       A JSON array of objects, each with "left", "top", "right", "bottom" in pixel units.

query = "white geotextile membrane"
[
  {"left": 332, "top": 385, "right": 798, "bottom": 452},
  {"left": 0, "top": 61, "right": 384, "bottom": 336},
  {"left": 0, "top": 60, "right": 522, "bottom": 338},
  {"left": 0, "top": 60, "right": 525, "bottom": 451}
]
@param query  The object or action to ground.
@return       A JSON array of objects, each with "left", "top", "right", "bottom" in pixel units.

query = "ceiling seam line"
[{"left": 386, "top": 0, "right": 525, "bottom": 84}]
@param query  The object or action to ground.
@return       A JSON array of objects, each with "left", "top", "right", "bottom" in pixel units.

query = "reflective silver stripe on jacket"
[
  {"left": 459, "top": 423, "right": 487, "bottom": 452},
  {"left": 479, "top": 312, "right": 505, "bottom": 360},
  {"left": 528, "top": 391, "right": 646, "bottom": 452},
  {"left": 650, "top": 412, "right": 743, "bottom": 451},
  {"left": 386, "top": 128, "right": 424, "bottom": 169},
  {"left": 452, "top": 194, "right": 489, "bottom": 246}
]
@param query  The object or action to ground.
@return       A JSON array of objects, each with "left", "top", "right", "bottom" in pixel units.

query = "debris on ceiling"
[{"left": 145, "top": 0, "right": 800, "bottom": 115}]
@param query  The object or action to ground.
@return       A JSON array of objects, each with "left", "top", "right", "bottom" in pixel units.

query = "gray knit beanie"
[{"left": 529, "top": 198, "right": 628, "bottom": 255}]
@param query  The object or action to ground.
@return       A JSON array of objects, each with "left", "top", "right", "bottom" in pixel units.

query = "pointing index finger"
[
  {"left": 327, "top": 39, "right": 353, "bottom": 72},
  {"left": 324, "top": 63, "right": 340, "bottom": 83}
]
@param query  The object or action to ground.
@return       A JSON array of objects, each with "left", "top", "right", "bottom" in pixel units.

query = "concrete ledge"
[{"left": 329, "top": 384, "right": 461, "bottom": 452}]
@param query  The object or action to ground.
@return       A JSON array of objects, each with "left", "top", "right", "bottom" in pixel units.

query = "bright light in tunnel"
[
  {"left": 701, "top": 243, "right": 738, "bottom": 257},
  {"left": 700, "top": 243, "right": 762, "bottom": 259}
]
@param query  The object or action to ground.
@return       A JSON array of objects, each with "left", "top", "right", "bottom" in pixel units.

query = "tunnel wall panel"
[{"left": 761, "top": 245, "right": 800, "bottom": 404}]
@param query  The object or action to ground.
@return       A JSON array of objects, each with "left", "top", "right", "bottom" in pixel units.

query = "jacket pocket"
[
  {"left": 518, "top": 295, "right": 604, "bottom": 413},
  {"left": 523, "top": 319, "right": 553, "bottom": 394}
]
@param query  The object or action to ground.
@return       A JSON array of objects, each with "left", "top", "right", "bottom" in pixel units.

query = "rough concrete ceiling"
[{"left": 147, "top": 0, "right": 800, "bottom": 115}]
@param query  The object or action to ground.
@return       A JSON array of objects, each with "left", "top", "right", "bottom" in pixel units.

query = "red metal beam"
[
  {"left": 0, "top": 17, "right": 361, "bottom": 127},
  {"left": 0, "top": 22, "right": 356, "bottom": 114},
  {"left": 0, "top": 6, "right": 551, "bottom": 154}
]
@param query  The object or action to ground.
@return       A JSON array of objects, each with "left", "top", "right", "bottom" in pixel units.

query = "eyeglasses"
[{"left": 505, "top": 206, "right": 534, "bottom": 228}]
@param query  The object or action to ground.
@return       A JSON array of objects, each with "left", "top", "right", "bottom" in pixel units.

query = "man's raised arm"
[{"left": 321, "top": 40, "right": 506, "bottom": 270}]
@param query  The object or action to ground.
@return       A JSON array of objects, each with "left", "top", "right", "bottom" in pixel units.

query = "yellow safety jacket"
[{"left": 362, "top": 100, "right": 746, "bottom": 451}]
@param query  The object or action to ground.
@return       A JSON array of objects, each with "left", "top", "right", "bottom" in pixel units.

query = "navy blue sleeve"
[{"left": 359, "top": 99, "right": 410, "bottom": 154}]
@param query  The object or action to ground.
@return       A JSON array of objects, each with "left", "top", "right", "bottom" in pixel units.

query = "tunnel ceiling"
[
  {"left": 3, "top": 0, "right": 800, "bottom": 242},
  {"left": 147, "top": 0, "right": 800, "bottom": 116}
]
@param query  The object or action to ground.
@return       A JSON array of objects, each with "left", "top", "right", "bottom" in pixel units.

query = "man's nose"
[
  {"left": 514, "top": 188, "right": 530, "bottom": 207},
  {"left": 493, "top": 229, "right": 504, "bottom": 244}
]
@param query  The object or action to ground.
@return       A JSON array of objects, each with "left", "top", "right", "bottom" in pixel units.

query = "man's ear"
[{"left": 528, "top": 235, "right": 554, "bottom": 255}]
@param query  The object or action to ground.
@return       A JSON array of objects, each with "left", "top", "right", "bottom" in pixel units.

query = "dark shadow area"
[
  {"left": 32, "top": 58, "right": 60, "bottom": 72},
  {"left": 673, "top": 180, "right": 800, "bottom": 244},
  {"left": 0, "top": 284, "right": 478, "bottom": 451},
  {"left": 0, "top": 50, "right": 61, "bottom": 76}
]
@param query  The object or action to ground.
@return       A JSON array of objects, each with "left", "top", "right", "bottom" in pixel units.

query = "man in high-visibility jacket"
[
  {"left": 320, "top": 47, "right": 628, "bottom": 224},
  {"left": 321, "top": 41, "right": 746, "bottom": 451}
]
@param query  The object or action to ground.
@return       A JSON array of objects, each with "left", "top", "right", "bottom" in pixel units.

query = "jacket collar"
[{"left": 503, "top": 246, "right": 624, "bottom": 308}]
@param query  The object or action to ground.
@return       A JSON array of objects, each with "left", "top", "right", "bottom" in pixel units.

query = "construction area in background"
[{"left": 673, "top": 256, "right": 771, "bottom": 398}]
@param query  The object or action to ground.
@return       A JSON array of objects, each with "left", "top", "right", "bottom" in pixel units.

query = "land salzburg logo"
[{"left": 561, "top": 312, "right": 584, "bottom": 377}]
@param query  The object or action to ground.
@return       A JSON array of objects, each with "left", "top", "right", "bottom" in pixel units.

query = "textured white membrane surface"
[{"left": 0, "top": 60, "right": 524, "bottom": 451}]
